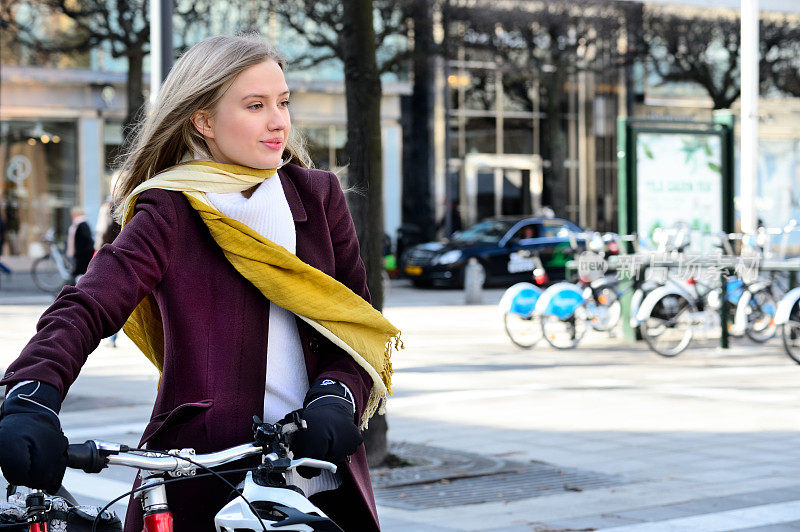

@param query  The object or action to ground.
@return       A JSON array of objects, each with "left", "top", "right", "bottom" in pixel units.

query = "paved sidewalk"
[
  {"left": 378, "top": 282, "right": 800, "bottom": 531},
  {"left": 3, "top": 279, "right": 800, "bottom": 530}
]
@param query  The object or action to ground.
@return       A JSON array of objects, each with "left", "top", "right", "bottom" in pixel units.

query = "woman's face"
[{"left": 193, "top": 60, "right": 291, "bottom": 169}]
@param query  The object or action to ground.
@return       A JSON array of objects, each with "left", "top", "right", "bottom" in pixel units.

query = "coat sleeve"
[
  {"left": 313, "top": 172, "right": 373, "bottom": 419},
  {"left": 0, "top": 190, "right": 179, "bottom": 398}
]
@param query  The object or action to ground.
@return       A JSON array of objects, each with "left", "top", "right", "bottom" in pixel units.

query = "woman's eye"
[
  {"left": 248, "top": 103, "right": 263, "bottom": 110},
  {"left": 280, "top": 100, "right": 290, "bottom": 108}
]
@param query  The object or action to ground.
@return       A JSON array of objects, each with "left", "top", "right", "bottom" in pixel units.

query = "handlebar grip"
[{"left": 66, "top": 441, "right": 107, "bottom": 474}]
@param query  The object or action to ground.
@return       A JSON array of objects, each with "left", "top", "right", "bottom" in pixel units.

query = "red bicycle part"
[
  {"left": 143, "top": 511, "right": 174, "bottom": 532},
  {"left": 29, "top": 524, "right": 48, "bottom": 532}
]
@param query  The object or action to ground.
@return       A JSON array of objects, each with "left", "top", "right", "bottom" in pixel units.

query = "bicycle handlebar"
[{"left": 66, "top": 440, "right": 337, "bottom": 477}]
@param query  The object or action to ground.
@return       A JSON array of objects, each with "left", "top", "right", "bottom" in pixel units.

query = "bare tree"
[
  {"left": 444, "top": 0, "right": 625, "bottom": 219},
  {"left": 760, "top": 15, "right": 800, "bottom": 98},
  {"left": 1, "top": 0, "right": 214, "bottom": 143},
  {"left": 644, "top": 7, "right": 742, "bottom": 110}
]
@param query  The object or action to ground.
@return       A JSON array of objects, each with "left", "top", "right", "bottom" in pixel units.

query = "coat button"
[{"left": 309, "top": 338, "right": 320, "bottom": 352}]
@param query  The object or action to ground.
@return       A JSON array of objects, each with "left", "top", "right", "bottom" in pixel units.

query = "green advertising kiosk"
[{"left": 617, "top": 112, "right": 735, "bottom": 339}]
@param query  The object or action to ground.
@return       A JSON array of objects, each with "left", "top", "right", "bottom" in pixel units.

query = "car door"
[
  {"left": 495, "top": 222, "right": 542, "bottom": 283},
  {"left": 537, "top": 220, "right": 582, "bottom": 280}
]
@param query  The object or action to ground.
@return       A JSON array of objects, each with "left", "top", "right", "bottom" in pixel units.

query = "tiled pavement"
[
  {"left": 377, "top": 282, "right": 800, "bottom": 531},
  {"left": 4, "top": 279, "right": 800, "bottom": 530}
]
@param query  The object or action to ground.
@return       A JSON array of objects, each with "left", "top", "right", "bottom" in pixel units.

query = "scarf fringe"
[{"left": 359, "top": 332, "right": 402, "bottom": 429}]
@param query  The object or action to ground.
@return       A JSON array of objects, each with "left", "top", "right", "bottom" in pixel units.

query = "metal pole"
[
  {"left": 442, "top": 0, "right": 453, "bottom": 236},
  {"left": 740, "top": 0, "right": 759, "bottom": 234},
  {"left": 149, "top": 0, "right": 174, "bottom": 104}
]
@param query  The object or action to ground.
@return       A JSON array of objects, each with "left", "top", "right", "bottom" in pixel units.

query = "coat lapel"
[{"left": 278, "top": 169, "right": 307, "bottom": 223}]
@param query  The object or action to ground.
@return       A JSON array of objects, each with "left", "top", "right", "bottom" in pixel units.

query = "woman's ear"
[{"left": 190, "top": 110, "right": 214, "bottom": 139}]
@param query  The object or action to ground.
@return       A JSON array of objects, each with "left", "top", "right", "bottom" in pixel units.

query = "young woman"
[{"left": 0, "top": 34, "right": 398, "bottom": 532}]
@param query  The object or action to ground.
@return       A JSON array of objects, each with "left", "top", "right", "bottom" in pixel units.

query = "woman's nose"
[{"left": 268, "top": 108, "right": 288, "bottom": 131}]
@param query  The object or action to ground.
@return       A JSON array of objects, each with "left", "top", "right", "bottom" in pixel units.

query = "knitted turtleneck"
[
  {"left": 207, "top": 175, "right": 340, "bottom": 496},
  {"left": 208, "top": 175, "right": 308, "bottom": 423}
]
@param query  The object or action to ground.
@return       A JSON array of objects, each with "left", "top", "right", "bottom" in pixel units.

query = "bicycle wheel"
[
  {"left": 504, "top": 312, "right": 541, "bottom": 349},
  {"left": 781, "top": 305, "right": 800, "bottom": 365},
  {"left": 32, "top": 255, "right": 66, "bottom": 294},
  {"left": 743, "top": 287, "right": 778, "bottom": 343},
  {"left": 587, "top": 287, "right": 621, "bottom": 332},
  {"left": 541, "top": 305, "right": 587, "bottom": 349},
  {"left": 640, "top": 293, "right": 695, "bottom": 357}
]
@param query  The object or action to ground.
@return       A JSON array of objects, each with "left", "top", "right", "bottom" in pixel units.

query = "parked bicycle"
[
  {"left": 774, "top": 285, "right": 800, "bottom": 365},
  {"left": 31, "top": 229, "right": 73, "bottom": 294},
  {"left": 635, "top": 270, "right": 778, "bottom": 357},
  {"left": 2, "top": 416, "right": 343, "bottom": 532}
]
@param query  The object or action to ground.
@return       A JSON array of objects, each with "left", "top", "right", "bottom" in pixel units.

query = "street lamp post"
[
  {"left": 740, "top": 0, "right": 759, "bottom": 233},
  {"left": 150, "top": 0, "right": 174, "bottom": 103}
]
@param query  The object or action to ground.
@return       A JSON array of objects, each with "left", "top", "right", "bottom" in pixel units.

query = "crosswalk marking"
[{"left": 599, "top": 499, "right": 800, "bottom": 531}]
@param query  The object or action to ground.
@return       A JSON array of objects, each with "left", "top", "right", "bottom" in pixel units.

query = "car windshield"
[{"left": 453, "top": 220, "right": 515, "bottom": 243}]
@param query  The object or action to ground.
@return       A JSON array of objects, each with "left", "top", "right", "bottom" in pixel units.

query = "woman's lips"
[{"left": 261, "top": 139, "right": 283, "bottom": 150}]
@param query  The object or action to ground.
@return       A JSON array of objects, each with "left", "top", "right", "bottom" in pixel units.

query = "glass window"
[
  {"left": 453, "top": 219, "right": 514, "bottom": 243},
  {"left": 540, "top": 222, "right": 569, "bottom": 239},
  {"left": 303, "top": 127, "right": 331, "bottom": 169},
  {"left": 0, "top": 120, "right": 78, "bottom": 256},
  {"left": 504, "top": 118, "right": 534, "bottom": 154},
  {"left": 512, "top": 223, "right": 539, "bottom": 240},
  {"left": 501, "top": 171, "right": 523, "bottom": 214},
  {"left": 476, "top": 170, "right": 495, "bottom": 221},
  {"left": 463, "top": 117, "right": 496, "bottom": 154},
  {"left": 464, "top": 70, "right": 497, "bottom": 112},
  {"left": 502, "top": 73, "right": 534, "bottom": 113},
  {"left": 332, "top": 127, "right": 348, "bottom": 168},
  {"left": 298, "top": 125, "right": 347, "bottom": 170}
]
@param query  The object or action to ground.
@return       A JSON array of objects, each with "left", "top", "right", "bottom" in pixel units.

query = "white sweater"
[{"left": 207, "top": 176, "right": 339, "bottom": 495}]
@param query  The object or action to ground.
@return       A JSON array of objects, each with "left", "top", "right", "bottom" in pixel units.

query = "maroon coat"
[{"left": 0, "top": 164, "right": 380, "bottom": 531}]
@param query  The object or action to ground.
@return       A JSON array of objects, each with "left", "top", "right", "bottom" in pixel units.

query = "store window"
[
  {"left": 301, "top": 124, "right": 347, "bottom": 170},
  {"left": 0, "top": 120, "right": 78, "bottom": 256}
]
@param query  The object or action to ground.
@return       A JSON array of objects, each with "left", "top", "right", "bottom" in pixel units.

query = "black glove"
[
  {"left": 289, "top": 379, "right": 363, "bottom": 478},
  {"left": 0, "top": 381, "right": 68, "bottom": 493}
]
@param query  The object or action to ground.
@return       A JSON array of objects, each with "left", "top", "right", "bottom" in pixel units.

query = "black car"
[{"left": 401, "top": 216, "right": 586, "bottom": 288}]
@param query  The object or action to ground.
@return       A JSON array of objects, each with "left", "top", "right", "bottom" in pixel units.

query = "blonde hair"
[{"left": 113, "top": 34, "right": 311, "bottom": 219}]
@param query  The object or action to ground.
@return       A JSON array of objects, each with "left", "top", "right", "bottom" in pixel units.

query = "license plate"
[{"left": 405, "top": 265, "right": 423, "bottom": 276}]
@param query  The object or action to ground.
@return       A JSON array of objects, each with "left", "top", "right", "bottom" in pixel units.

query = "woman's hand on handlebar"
[
  {"left": 0, "top": 381, "right": 68, "bottom": 494},
  {"left": 286, "top": 379, "right": 363, "bottom": 478}
]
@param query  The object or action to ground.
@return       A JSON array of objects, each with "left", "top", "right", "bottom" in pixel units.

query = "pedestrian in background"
[
  {"left": 94, "top": 195, "right": 121, "bottom": 252},
  {"left": 0, "top": 34, "right": 398, "bottom": 532},
  {"left": 66, "top": 207, "right": 93, "bottom": 282}
]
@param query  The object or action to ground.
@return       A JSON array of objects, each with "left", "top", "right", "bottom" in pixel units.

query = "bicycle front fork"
[
  {"left": 137, "top": 474, "right": 174, "bottom": 532},
  {"left": 25, "top": 491, "right": 49, "bottom": 532}
]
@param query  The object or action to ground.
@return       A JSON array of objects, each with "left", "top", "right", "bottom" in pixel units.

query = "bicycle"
[
  {"left": 31, "top": 229, "right": 73, "bottom": 294},
  {"left": 636, "top": 271, "right": 776, "bottom": 357},
  {"left": 3, "top": 416, "right": 344, "bottom": 532}
]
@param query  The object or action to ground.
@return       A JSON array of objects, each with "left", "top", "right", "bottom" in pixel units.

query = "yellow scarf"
[{"left": 121, "top": 161, "right": 400, "bottom": 428}]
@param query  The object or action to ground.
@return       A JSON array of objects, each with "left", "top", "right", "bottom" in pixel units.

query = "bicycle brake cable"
[
  {"left": 89, "top": 465, "right": 262, "bottom": 532},
  {"left": 129, "top": 448, "right": 269, "bottom": 532}
]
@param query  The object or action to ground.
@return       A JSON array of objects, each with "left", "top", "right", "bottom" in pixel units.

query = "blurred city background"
[
  {"left": 4, "top": 0, "right": 800, "bottom": 530},
  {"left": 3, "top": 0, "right": 800, "bottom": 265}
]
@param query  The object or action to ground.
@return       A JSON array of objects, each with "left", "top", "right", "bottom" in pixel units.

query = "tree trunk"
[
  {"left": 402, "top": 0, "right": 436, "bottom": 241},
  {"left": 543, "top": 67, "right": 569, "bottom": 218},
  {"left": 340, "top": 0, "right": 388, "bottom": 465},
  {"left": 124, "top": 47, "right": 146, "bottom": 147}
]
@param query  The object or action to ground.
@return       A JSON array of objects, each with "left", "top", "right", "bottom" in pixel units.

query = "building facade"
[{"left": 0, "top": 66, "right": 407, "bottom": 258}]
